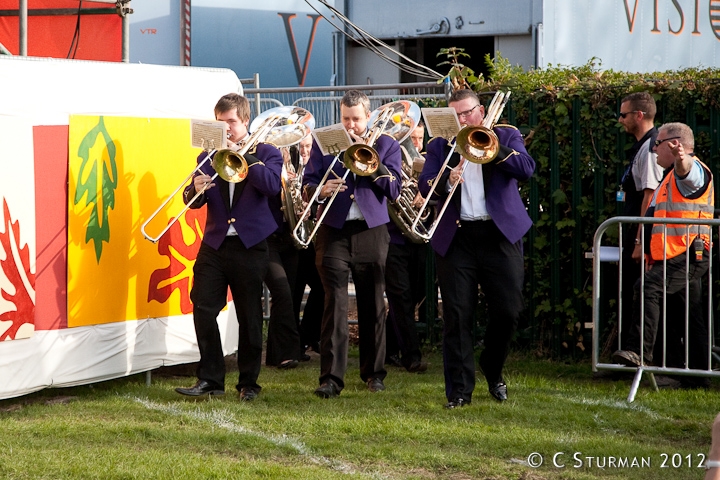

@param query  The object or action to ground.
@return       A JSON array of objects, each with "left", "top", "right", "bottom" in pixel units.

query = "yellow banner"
[{"left": 68, "top": 115, "right": 208, "bottom": 327}]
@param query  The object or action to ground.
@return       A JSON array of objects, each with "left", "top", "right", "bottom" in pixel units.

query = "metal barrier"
[
  {"left": 591, "top": 216, "right": 720, "bottom": 402},
  {"left": 243, "top": 81, "right": 446, "bottom": 127}
]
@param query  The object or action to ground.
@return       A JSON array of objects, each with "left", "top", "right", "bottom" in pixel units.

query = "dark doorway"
[{"left": 399, "top": 36, "right": 495, "bottom": 83}]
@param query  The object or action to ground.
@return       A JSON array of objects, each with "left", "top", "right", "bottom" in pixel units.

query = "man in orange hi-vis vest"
[{"left": 613, "top": 123, "right": 714, "bottom": 386}]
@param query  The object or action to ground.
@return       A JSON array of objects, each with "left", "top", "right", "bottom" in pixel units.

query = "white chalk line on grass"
[
  {"left": 561, "top": 394, "right": 661, "bottom": 419},
  {"left": 129, "top": 396, "right": 387, "bottom": 479}
]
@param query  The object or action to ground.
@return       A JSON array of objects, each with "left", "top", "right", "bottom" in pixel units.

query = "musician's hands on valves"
[
  {"left": 448, "top": 158, "right": 466, "bottom": 187},
  {"left": 193, "top": 173, "right": 215, "bottom": 192}
]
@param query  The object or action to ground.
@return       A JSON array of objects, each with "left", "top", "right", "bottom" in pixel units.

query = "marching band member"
[
  {"left": 292, "top": 135, "right": 326, "bottom": 358},
  {"left": 175, "top": 93, "right": 282, "bottom": 402},
  {"left": 263, "top": 144, "right": 302, "bottom": 370},
  {"left": 385, "top": 121, "right": 430, "bottom": 373},
  {"left": 303, "top": 89, "right": 402, "bottom": 398},
  {"left": 418, "top": 89, "right": 535, "bottom": 408}
]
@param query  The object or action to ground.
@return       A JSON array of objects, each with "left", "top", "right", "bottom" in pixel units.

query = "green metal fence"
[{"left": 508, "top": 95, "right": 720, "bottom": 357}]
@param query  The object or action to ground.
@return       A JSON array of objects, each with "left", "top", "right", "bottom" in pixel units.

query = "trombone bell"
[
  {"left": 344, "top": 144, "right": 380, "bottom": 176},
  {"left": 212, "top": 150, "right": 249, "bottom": 183},
  {"left": 456, "top": 126, "right": 499, "bottom": 164}
]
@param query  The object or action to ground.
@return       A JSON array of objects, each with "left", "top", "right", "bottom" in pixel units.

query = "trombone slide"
[{"left": 140, "top": 151, "right": 216, "bottom": 243}]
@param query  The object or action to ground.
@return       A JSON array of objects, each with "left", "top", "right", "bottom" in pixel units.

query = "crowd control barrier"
[{"left": 591, "top": 216, "right": 720, "bottom": 402}]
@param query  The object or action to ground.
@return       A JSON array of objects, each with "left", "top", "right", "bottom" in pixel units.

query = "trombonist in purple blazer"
[
  {"left": 302, "top": 90, "right": 402, "bottom": 398},
  {"left": 175, "top": 93, "right": 282, "bottom": 402},
  {"left": 418, "top": 89, "right": 535, "bottom": 408}
]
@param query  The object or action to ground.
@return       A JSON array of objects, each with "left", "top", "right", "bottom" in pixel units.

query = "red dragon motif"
[{"left": 0, "top": 198, "right": 35, "bottom": 340}]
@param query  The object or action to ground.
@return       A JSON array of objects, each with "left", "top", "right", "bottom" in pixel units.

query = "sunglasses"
[
  {"left": 654, "top": 136, "right": 681, "bottom": 148},
  {"left": 618, "top": 110, "right": 646, "bottom": 119}
]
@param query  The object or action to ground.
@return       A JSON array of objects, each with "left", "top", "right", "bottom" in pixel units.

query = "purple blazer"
[
  {"left": 183, "top": 142, "right": 282, "bottom": 249},
  {"left": 303, "top": 134, "right": 402, "bottom": 229},
  {"left": 418, "top": 126, "right": 535, "bottom": 257}
]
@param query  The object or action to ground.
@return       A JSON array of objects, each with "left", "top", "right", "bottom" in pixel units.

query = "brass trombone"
[
  {"left": 410, "top": 91, "right": 511, "bottom": 241},
  {"left": 141, "top": 106, "right": 314, "bottom": 243},
  {"left": 291, "top": 102, "right": 407, "bottom": 248}
]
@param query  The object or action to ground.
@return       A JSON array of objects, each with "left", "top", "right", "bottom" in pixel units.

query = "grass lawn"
[{"left": 0, "top": 348, "right": 716, "bottom": 479}]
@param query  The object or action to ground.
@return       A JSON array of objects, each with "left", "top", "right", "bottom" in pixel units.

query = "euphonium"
[
  {"left": 375, "top": 101, "right": 429, "bottom": 243},
  {"left": 387, "top": 136, "right": 430, "bottom": 243},
  {"left": 281, "top": 144, "right": 315, "bottom": 249}
]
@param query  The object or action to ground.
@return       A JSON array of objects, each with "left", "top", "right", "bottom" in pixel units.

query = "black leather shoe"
[
  {"left": 489, "top": 382, "right": 508, "bottom": 402},
  {"left": 175, "top": 380, "right": 225, "bottom": 397},
  {"left": 367, "top": 378, "right": 386, "bottom": 392},
  {"left": 278, "top": 359, "right": 299, "bottom": 370},
  {"left": 314, "top": 380, "right": 340, "bottom": 398},
  {"left": 444, "top": 397, "right": 470, "bottom": 409},
  {"left": 238, "top": 386, "right": 260, "bottom": 401},
  {"left": 406, "top": 361, "right": 428, "bottom": 373}
]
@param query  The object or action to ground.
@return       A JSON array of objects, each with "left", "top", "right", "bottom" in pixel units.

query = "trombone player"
[
  {"left": 175, "top": 93, "right": 282, "bottom": 401},
  {"left": 418, "top": 89, "right": 535, "bottom": 408},
  {"left": 303, "top": 90, "right": 402, "bottom": 398}
]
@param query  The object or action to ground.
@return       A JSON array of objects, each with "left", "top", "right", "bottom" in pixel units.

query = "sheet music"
[
  {"left": 190, "top": 119, "right": 228, "bottom": 151},
  {"left": 312, "top": 123, "right": 353, "bottom": 156},
  {"left": 421, "top": 107, "right": 461, "bottom": 139}
]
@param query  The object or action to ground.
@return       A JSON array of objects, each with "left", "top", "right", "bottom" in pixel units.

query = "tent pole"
[{"left": 19, "top": 0, "right": 27, "bottom": 56}]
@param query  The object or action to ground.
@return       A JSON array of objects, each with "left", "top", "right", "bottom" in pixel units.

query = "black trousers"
[
  {"left": 436, "top": 220, "right": 525, "bottom": 402},
  {"left": 384, "top": 242, "right": 427, "bottom": 367},
  {"left": 190, "top": 236, "right": 268, "bottom": 390},
  {"left": 314, "top": 221, "right": 389, "bottom": 390},
  {"left": 620, "top": 247, "right": 644, "bottom": 344},
  {"left": 293, "top": 242, "right": 325, "bottom": 350},
  {"left": 626, "top": 251, "right": 709, "bottom": 367},
  {"left": 660, "top": 276, "right": 710, "bottom": 372},
  {"left": 264, "top": 231, "right": 301, "bottom": 365}
]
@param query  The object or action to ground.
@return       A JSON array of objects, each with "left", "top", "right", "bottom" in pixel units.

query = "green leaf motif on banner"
[{"left": 73, "top": 117, "right": 118, "bottom": 263}]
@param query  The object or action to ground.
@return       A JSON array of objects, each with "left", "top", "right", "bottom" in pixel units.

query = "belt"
[{"left": 461, "top": 215, "right": 492, "bottom": 223}]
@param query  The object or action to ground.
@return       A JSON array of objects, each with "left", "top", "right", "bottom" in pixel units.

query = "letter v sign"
[
  {"left": 623, "top": 0, "right": 639, "bottom": 32},
  {"left": 278, "top": 13, "right": 322, "bottom": 86}
]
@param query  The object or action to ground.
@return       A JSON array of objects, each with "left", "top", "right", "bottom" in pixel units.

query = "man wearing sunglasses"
[
  {"left": 615, "top": 92, "right": 664, "bottom": 344},
  {"left": 613, "top": 123, "right": 713, "bottom": 388}
]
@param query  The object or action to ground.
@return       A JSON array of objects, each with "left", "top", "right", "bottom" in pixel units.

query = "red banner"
[{"left": 0, "top": 1, "right": 121, "bottom": 61}]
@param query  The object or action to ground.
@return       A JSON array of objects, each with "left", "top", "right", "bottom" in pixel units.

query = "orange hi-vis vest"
[{"left": 650, "top": 159, "right": 714, "bottom": 261}]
